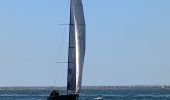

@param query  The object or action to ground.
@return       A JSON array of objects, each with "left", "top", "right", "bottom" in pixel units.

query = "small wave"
[{"left": 133, "top": 94, "right": 170, "bottom": 98}]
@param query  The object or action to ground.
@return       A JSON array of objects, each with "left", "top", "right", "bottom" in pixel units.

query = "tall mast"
[{"left": 67, "top": 0, "right": 86, "bottom": 94}]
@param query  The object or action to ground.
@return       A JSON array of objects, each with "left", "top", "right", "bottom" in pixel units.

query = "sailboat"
[{"left": 47, "top": 0, "right": 86, "bottom": 100}]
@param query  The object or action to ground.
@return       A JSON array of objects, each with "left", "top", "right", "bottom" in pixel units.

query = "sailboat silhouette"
[{"left": 47, "top": 0, "right": 86, "bottom": 100}]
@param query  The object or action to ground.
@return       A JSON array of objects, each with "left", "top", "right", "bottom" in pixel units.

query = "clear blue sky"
[{"left": 0, "top": 0, "right": 170, "bottom": 86}]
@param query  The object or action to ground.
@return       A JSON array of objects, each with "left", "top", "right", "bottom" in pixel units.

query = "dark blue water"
[{"left": 0, "top": 88, "right": 170, "bottom": 100}]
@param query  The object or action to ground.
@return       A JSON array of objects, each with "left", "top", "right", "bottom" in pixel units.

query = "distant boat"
[{"left": 47, "top": 0, "right": 86, "bottom": 100}]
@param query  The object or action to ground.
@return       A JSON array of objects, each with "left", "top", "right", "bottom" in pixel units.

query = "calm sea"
[{"left": 0, "top": 87, "right": 170, "bottom": 100}]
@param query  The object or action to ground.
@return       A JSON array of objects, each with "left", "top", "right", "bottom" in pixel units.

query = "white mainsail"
[{"left": 67, "top": 0, "right": 86, "bottom": 94}]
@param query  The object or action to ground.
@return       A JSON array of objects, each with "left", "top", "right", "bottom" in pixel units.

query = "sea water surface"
[{"left": 0, "top": 87, "right": 170, "bottom": 100}]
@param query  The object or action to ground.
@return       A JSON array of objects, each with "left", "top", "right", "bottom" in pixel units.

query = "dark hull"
[{"left": 47, "top": 94, "right": 78, "bottom": 100}]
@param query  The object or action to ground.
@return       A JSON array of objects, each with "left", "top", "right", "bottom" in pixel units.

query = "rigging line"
[
  {"left": 53, "top": 24, "right": 68, "bottom": 88},
  {"left": 53, "top": 0, "right": 70, "bottom": 89},
  {"left": 59, "top": 24, "right": 73, "bottom": 25},
  {"left": 56, "top": 62, "right": 68, "bottom": 63},
  {"left": 53, "top": 61, "right": 68, "bottom": 87},
  {"left": 53, "top": 66, "right": 59, "bottom": 87}
]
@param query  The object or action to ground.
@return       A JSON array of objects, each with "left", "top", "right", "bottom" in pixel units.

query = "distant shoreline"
[{"left": 0, "top": 85, "right": 170, "bottom": 90}]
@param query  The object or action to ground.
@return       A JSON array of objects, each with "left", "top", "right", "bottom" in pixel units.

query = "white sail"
[{"left": 67, "top": 0, "right": 86, "bottom": 94}]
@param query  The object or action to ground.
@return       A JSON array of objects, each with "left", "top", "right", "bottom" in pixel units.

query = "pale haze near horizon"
[{"left": 0, "top": 0, "right": 170, "bottom": 86}]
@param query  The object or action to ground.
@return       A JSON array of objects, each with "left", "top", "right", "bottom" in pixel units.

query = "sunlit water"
[{"left": 0, "top": 88, "right": 170, "bottom": 100}]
